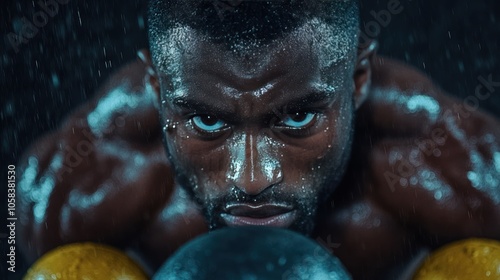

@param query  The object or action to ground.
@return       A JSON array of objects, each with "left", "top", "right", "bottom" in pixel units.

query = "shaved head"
[{"left": 148, "top": 0, "right": 360, "bottom": 74}]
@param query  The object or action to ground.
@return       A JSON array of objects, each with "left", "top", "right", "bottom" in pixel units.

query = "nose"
[{"left": 227, "top": 132, "right": 283, "bottom": 196}]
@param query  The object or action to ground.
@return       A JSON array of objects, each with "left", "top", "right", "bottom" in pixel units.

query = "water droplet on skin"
[
  {"left": 400, "top": 178, "right": 408, "bottom": 187},
  {"left": 410, "top": 177, "right": 418, "bottom": 185},
  {"left": 483, "top": 134, "right": 495, "bottom": 143},
  {"left": 434, "top": 190, "right": 443, "bottom": 200},
  {"left": 433, "top": 149, "right": 442, "bottom": 157}
]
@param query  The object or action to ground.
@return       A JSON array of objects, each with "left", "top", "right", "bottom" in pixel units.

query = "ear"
[
  {"left": 137, "top": 49, "right": 161, "bottom": 102},
  {"left": 353, "top": 40, "right": 377, "bottom": 109}
]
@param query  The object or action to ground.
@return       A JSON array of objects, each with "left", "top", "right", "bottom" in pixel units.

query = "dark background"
[{"left": 1, "top": 0, "right": 499, "bottom": 279}]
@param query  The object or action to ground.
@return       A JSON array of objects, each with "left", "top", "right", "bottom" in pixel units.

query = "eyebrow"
[
  {"left": 171, "top": 97, "right": 234, "bottom": 118},
  {"left": 281, "top": 88, "right": 335, "bottom": 111},
  {"left": 171, "top": 87, "right": 336, "bottom": 119}
]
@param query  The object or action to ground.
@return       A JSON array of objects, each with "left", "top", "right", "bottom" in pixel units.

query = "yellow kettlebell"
[
  {"left": 24, "top": 242, "right": 148, "bottom": 280},
  {"left": 413, "top": 238, "right": 500, "bottom": 280}
]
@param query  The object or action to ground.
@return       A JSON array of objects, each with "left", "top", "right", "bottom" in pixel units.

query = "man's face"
[{"left": 154, "top": 22, "right": 359, "bottom": 234}]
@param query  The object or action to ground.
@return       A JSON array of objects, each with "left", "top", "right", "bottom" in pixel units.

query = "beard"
[{"left": 171, "top": 164, "right": 347, "bottom": 236}]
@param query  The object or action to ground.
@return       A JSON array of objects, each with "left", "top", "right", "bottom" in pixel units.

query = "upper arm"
[
  {"left": 17, "top": 58, "right": 174, "bottom": 262},
  {"left": 362, "top": 56, "right": 500, "bottom": 241}
]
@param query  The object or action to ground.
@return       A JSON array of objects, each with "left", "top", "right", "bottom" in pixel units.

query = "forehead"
[{"left": 152, "top": 18, "right": 358, "bottom": 82}]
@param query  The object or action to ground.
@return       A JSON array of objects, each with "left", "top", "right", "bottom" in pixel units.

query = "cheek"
[
  {"left": 166, "top": 134, "right": 228, "bottom": 190},
  {"left": 280, "top": 106, "right": 353, "bottom": 187}
]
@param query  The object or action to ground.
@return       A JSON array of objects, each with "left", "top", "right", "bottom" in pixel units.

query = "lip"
[{"left": 221, "top": 203, "right": 296, "bottom": 228}]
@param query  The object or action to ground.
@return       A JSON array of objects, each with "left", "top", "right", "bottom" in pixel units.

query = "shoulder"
[
  {"left": 359, "top": 56, "right": 500, "bottom": 241},
  {"left": 315, "top": 55, "right": 500, "bottom": 278},
  {"left": 16, "top": 56, "right": 169, "bottom": 262}
]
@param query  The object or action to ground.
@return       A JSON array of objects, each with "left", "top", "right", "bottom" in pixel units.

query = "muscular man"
[{"left": 17, "top": 1, "right": 500, "bottom": 279}]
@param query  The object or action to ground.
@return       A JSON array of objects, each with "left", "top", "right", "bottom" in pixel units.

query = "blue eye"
[
  {"left": 280, "top": 112, "right": 316, "bottom": 128},
  {"left": 191, "top": 115, "right": 226, "bottom": 132}
]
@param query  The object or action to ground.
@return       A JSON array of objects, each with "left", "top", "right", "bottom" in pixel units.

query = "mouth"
[{"left": 221, "top": 203, "right": 297, "bottom": 228}]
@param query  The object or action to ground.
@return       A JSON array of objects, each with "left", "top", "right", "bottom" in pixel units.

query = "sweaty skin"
[{"left": 17, "top": 50, "right": 500, "bottom": 279}]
